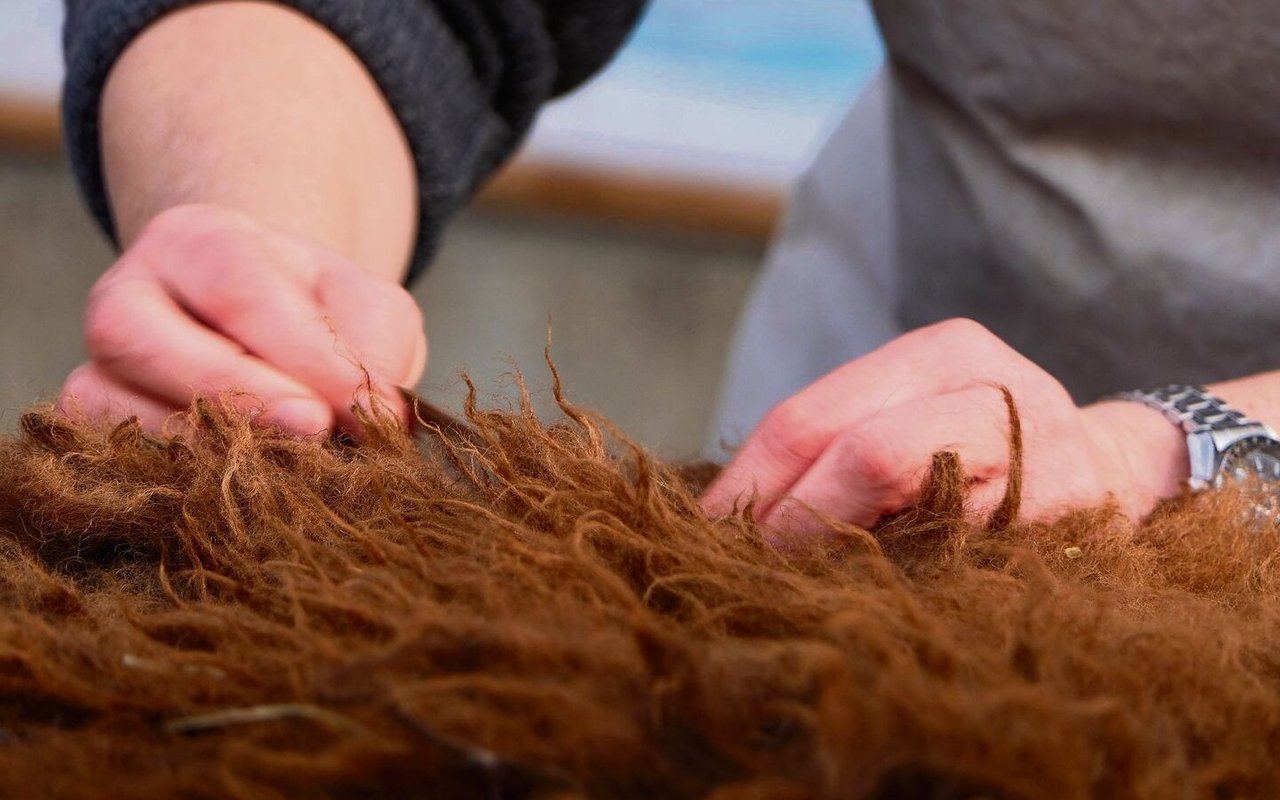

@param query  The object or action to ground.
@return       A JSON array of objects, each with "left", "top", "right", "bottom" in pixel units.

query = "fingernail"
[
  {"left": 267, "top": 399, "right": 332, "bottom": 435},
  {"left": 402, "top": 334, "right": 428, "bottom": 387},
  {"left": 364, "top": 387, "right": 410, "bottom": 422}
]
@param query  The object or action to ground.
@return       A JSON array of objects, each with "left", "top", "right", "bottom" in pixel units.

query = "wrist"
[{"left": 1083, "top": 400, "right": 1189, "bottom": 513}]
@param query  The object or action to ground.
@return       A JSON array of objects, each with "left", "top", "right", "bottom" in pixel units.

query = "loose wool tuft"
[{"left": 0, "top": 383, "right": 1278, "bottom": 799}]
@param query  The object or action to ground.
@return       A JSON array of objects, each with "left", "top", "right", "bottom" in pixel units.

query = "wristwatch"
[{"left": 1114, "top": 385, "right": 1280, "bottom": 497}]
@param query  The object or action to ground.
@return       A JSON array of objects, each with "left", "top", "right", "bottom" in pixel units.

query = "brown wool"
[{"left": 0, "top": 380, "right": 1278, "bottom": 799}]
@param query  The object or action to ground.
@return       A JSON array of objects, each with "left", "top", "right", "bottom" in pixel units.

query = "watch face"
[
  {"left": 1216, "top": 437, "right": 1280, "bottom": 525},
  {"left": 1215, "top": 436, "right": 1280, "bottom": 488}
]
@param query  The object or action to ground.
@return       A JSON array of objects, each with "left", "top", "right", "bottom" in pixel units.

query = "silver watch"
[{"left": 1114, "top": 385, "right": 1280, "bottom": 492}]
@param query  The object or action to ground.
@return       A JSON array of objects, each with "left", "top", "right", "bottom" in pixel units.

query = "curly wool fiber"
[{"left": 0, "top": 389, "right": 1277, "bottom": 799}]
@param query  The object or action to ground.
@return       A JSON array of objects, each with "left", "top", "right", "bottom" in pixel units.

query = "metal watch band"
[{"left": 1112, "top": 384, "right": 1257, "bottom": 435}]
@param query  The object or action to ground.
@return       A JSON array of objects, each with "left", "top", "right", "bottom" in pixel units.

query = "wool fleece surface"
[{"left": 0, "top": 382, "right": 1277, "bottom": 799}]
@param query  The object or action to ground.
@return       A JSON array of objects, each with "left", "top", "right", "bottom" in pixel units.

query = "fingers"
[
  {"left": 314, "top": 261, "right": 428, "bottom": 390},
  {"left": 147, "top": 233, "right": 421, "bottom": 429},
  {"left": 59, "top": 363, "right": 178, "bottom": 432},
  {"left": 759, "top": 386, "right": 1016, "bottom": 538},
  {"left": 83, "top": 275, "right": 334, "bottom": 434},
  {"left": 702, "top": 319, "right": 1022, "bottom": 516},
  {"left": 89, "top": 206, "right": 428, "bottom": 434}
]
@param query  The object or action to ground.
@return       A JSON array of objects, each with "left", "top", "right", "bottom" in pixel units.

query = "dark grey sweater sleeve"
[{"left": 61, "top": 0, "right": 647, "bottom": 281}]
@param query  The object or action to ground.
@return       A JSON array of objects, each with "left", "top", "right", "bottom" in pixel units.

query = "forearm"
[
  {"left": 100, "top": 0, "right": 416, "bottom": 281},
  {"left": 1210, "top": 371, "right": 1280, "bottom": 423}
]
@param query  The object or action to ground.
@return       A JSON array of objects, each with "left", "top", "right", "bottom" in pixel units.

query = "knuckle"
[
  {"left": 195, "top": 253, "right": 291, "bottom": 324},
  {"left": 139, "top": 206, "right": 268, "bottom": 279},
  {"left": 940, "top": 316, "right": 993, "bottom": 342},
  {"left": 840, "top": 431, "right": 897, "bottom": 488},
  {"left": 83, "top": 290, "right": 139, "bottom": 364},
  {"left": 836, "top": 430, "right": 915, "bottom": 509},
  {"left": 757, "top": 401, "right": 827, "bottom": 467},
  {"left": 923, "top": 317, "right": 1000, "bottom": 358},
  {"left": 200, "top": 277, "right": 269, "bottom": 323},
  {"left": 185, "top": 229, "right": 258, "bottom": 277},
  {"left": 968, "top": 459, "right": 1005, "bottom": 482}
]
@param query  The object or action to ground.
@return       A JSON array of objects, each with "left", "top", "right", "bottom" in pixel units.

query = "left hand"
[
  {"left": 700, "top": 319, "right": 1189, "bottom": 542},
  {"left": 58, "top": 205, "right": 426, "bottom": 437}
]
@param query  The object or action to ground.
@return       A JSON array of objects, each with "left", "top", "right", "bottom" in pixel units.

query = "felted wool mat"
[{"left": 0, "top": 384, "right": 1278, "bottom": 799}]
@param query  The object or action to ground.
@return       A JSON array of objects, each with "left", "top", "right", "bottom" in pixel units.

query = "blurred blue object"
[
  {"left": 0, "top": 0, "right": 886, "bottom": 190},
  {"left": 621, "top": 0, "right": 884, "bottom": 108},
  {"left": 529, "top": 1, "right": 885, "bottom": 188}
]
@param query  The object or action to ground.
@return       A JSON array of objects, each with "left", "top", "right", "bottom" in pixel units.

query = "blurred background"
[{"left": 0, "top": 0, "right": 881, "bottom": 459}]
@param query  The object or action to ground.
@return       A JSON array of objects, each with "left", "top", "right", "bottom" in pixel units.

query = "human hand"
[
  {"left": 59, "top": 204, "right": 427, "bottom": 436},
  {"left": 700, "top": 319, "right": 1189, "bottom": 542}
]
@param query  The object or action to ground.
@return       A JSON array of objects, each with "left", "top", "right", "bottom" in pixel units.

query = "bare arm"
[
  {"left": 61, "top": 1, "right": 426, "bottom": 433},
  {"left": 101, "top": 0, "right": 416, "bottom": 277}
]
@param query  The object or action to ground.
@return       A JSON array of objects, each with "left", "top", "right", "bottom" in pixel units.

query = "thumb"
[
  {"left": 315, "top": 264, "right": 428, "bottom": 399},
  {"left": 400, "top": 325, "right": 429, "bottom": 388}
]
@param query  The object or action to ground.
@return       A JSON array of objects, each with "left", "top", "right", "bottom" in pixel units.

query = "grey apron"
[{"left": 710, "top": 1, "right": 1280, "bottom": 455}]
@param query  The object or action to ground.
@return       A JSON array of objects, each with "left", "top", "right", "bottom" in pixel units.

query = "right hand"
[{"left": 59, "top": 204, "right": 427, "bottom": 436}]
